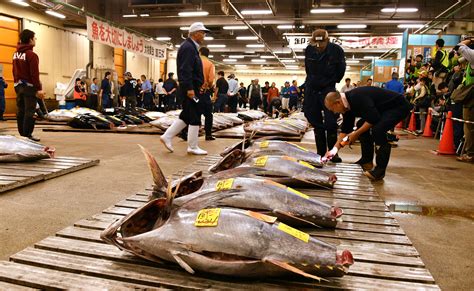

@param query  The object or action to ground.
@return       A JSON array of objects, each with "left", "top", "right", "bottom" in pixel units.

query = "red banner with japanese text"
[{"left": 86, "top": 16, "right": 166, "bottom": 60}]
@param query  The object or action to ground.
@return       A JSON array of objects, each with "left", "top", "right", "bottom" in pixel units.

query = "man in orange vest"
[{"left": 199, "top": 46, "right": 216, "bottom": 140}]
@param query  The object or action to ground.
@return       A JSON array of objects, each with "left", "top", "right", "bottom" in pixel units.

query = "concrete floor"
[{"left": 0, "top": 121, "right": 473, "bottom": 290}]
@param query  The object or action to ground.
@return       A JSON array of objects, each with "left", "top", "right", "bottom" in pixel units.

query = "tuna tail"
[
  {"left": 273, "top": 209, "right": 320, "bottom": 228},
  {"left": 264, "top": 259, "right": 328, "bottom": 282},
  {"left": 138, "top": 145, "right": 168, "bottom": 193}
]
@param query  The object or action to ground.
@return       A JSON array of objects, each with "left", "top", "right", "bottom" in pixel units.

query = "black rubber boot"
[
  {"left": 179, "top": 127, "right": 188, "bottom": 141},
  {"left": 364, "top": 143, "right": 391, "bottom": 181},
  {"left": 314, "top": 129, "right": 327, "bottom": 156},
  {"left": 327, "top": 133, "right": 342, "bottom": 163},
  {"left": 355, "top": 131, "right": 374, "bottom": 166}
]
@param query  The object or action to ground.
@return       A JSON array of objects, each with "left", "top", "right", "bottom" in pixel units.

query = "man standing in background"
[
  {"left": 304, "top": 28, "right": 346, "bottom": 162},
  {"left": 248, "top": 79, "right": 262, "bottom": 110},
  {"left": 385, "top": 73, "right": 404, "bottom": 94},
  {"left": 199, "top": 46, "right": 216, "bottom": 140},
  {"left": 340, "top": 78, "right": 354, "bottom": 93},
  {"left": 366, "top": 78, "right": 373, "bottom": 87},
  {"left": 289, "top": 80, "right": 299, "bottom": 110},
  {"left": 227, "top": 73, "right": 239, "bottom": 113},
  {"left": 238, "top": 82, "right": 247, "bottom": 109},
  {"left": 0, "top": 73, "right": 8, "bottom": 121},
  {"left": 120, "top": 72, "right": 137, "bottom": 108},
  {"left": 262, "top": 81, "right": 270, "bottom": 113},
  {"left": 163, "top": 72, "right": 178, "bottom": 111},
  {"left": 89, "top": 77, "right": 99, "bottom": 110},
  {"left": 140, "top": 75, "right": 153, "bottom": 110},
  {"left": 154, "top": 78, "right": 166, "bottom": 110},
  {"left": 13, "top": 29, "right": 44, "bottom": 141},
  {"left": 99, "top": 71, "right": 112, "bottom": 110},
  {"left": 214, "top": 71, "right": 228, "bottom": 112},
  {"left": 160, "top": 22, "right": 209, "bottom": 155}
]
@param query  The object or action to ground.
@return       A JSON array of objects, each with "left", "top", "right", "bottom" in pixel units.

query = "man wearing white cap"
[{"left": 160, "top": 22, "right": 210, "bottom": 155}]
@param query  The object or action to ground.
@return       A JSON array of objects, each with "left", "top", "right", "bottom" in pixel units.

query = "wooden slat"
[
  {"left": 0, "top": 280, "right": 36, "bottom": 290},
  {"left": 11, "top": 248, "right": 281, "bottom": 289},
  {"left": 0, "top": 261, "right": 160, "bottom": 290}
]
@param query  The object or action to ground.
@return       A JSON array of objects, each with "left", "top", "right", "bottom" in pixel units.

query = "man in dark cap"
[{"left": 304, "top": 29, "right": 346, "bottom": 162}]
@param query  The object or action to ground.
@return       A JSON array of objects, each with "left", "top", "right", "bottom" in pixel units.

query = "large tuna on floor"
[
  {"left": 0, "top": 135, "right": 55, "bottom": 162},
  {"left": 101, "top": 183, "right": 353, "bottom": 280},
  {"left": 45, "top": 109, "right": 77, "bottom": 122},
  {"left": 68, "top": 113, "right": 114, "bottom": 130}
]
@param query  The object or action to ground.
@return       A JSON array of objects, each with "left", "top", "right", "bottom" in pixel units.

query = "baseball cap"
[{"left": 189, "top": 22, "right": 210, "bottom": 33}]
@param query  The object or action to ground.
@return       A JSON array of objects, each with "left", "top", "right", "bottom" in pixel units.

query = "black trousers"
[
  {"left": 126, "top": 95, "right": 137, "bottom": 108},
  {"left": 262, "top": 95, "right": 268, "bottom": 113},
  {"left": 179, "top": 88, "right": 202, "bottom": 126},
  {"left": 227, "top": 94, "right": 238, "bottom": 113},
  {"left": 15, "top": 84, "right": 37, "bottom": 137},
  {"left": 75, "top": 99, "right": 86, "bottom": 107},
  {"left": 249, "top": 97, "right": 261, "bottom": 110},
  {"left": 87, "top": 94, "right": 98, "bottom": 110},
  {"left": 200, "top": 91, "right": 213, "bottom": 136}
]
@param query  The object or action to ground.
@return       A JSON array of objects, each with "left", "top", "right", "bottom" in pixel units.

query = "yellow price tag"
[
  {"left": 195, "top": 208, "right": 221, "bottom": 227},
  {"left": 299, "top": 160, "right": 315, "bottom": 169},
  {"left": 254, "top": 156, "right": 268, "bottom": 167},
  {"left": 277, "top": 222, "right": 310, "bottom": 243},
  {"left": 288, "top": 142, "right": 309, "bottom": 152},
  {"left": 215, "top": 178, "right": 234, "bottom": 191},
  {"left": 287, "top": 187, "right": 310, "bottom": 199},
  {"left": 259, "top": 141, "right": 269, "bottom": 148}
]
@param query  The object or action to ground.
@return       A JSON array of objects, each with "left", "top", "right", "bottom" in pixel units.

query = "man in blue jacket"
[
  {"left": 385, "top": 73, "right": 404, "bottom": 94},
  {"left": 304, "top": 29, "right": 346, "bottom": 162},
  {"left": 160, "top": 22, "right": 209, "bottom": 155}
]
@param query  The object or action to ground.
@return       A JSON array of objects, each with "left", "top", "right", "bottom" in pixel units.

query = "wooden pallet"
[
  {"left": 214, "top": 125, "right": 304, "bottom": 141},
  {"left": 0, "top": 157, "right": 99, "bottom": 193},
  {"left": 0, "top": 155, "right": 440, "bottom": 289},
  {"left": 42, "top": 124, "right": 164, "bottom": 135}
]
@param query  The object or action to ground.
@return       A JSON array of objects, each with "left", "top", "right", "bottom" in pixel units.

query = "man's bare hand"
[
  {"left": 36, "top": 90, "right": 45, "bottom": 99},
  {"left": 187, "top": 89, "right": 195, "bottom": 99}
]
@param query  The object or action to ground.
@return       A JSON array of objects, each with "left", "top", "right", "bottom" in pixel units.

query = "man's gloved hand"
[{"left": 321, "top": 147, "right": 338, "bottom": 163}]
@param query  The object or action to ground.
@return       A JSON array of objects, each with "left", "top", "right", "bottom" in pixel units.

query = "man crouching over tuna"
[{"left": 323, "top": 87, "right": 410, "bottom": 180}]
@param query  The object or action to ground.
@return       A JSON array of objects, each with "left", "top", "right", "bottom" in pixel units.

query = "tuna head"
[{"left": 120, "top": 204, "right": 353, "bottom": 280}]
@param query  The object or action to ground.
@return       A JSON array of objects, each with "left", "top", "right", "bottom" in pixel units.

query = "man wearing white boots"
[{"left": 160, "top": 22, "right": 209, "bottom": 155}]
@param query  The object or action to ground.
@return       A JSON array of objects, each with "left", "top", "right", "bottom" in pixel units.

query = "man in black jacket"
[
  {"left": 160, "top": 22, "right": 209, "bottom": 155},
  {"left": 304, "top": 29, "right": 346, "bottom": 162},
  {"left": 119, "top": 72, "right": 137, "bottom": 108},
  {"left": 323, "top": 87, "right": 411, "bottom": 180}
]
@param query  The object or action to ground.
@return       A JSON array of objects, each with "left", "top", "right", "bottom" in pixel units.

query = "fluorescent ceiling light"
[
  {"left": 178, "top": 11, "right": 209, "bottom": 17},
  {"left": 45, "top": 10, "right": 66, "bottom": 19},
  {"left": 223, "top": 25, "right": 248, "bottom": 30},
  {"left": 251, "top": 59, "right": 266, "bottom": 63},
  {"left": 229, "top": 55, "right": 245, "bottom": 58},
  {"left": 381, "top": 8, "right": 418, "bottom": 13},
  {"left": 175, "top": 44, "right": 180, "bottom": 48},
  {"left": 140, "top": 14, "right": 150, "bottom": 17},
  {"left": 346, "top": 66, "right": 351, "bottom": 69},
  {"left": 285, "top": 65, "right": 300, "bottom": 69},
  {"left": 0, "top": 16, "right": 15, "bottom": 22},
  {"left": 277, "top": 25, "right": 305, "bottom": 29},
  {"left": 223, "top": 58, "right": 237, "bottom": 62},
  {"left": 260, "top": 55, "right": 274, "bottom": 59},
  {"left": 208, "top": 44, "right": 226, "bottom": 48},
  {"left": 296, "top": 55, "right": 305, "bottom": 59},
  {"left": 156, "top": 37, "right": 171, "bottom": 41},
  {"left": 310, "top": 8, "right": 345, "bottom": 14},
  {"left": 10, "top": 0, "right": 29, "bottom": 7},
  {"left": 204, "top": 36, "right": 214, "bottom": 40},
  {"left": 180, "top": 26, "right": 190, "bottom": 31},
  {"left": 346, "top": 60, "right": 360, "bottom": 64},
  {"left": 208, "top": 55, "right": 213, "bottom": 58},
  {"left": 123, "top": 14, "right": 137, "bottom": 18},
  {"left": 281, "top": 59, "right": 296, "bottom": 63},
  {"left": 235, "top": 65, "right": 248, "bottom": 67},
  {"left": 363, "top": 56, "right": 379, "bottom": 59},
  {"left": 236, "top": 36, "right": 258, "bottom": 40},
  {"left": 246, "top": 44, "right": 265, "bottom": 48},
  {"left": 241, "top": 9, "right": 272, "bottom": 15},
  {"left": 337, "top": 24, "right": 367, "bottom": 29},
  {"left": 398, "top": 24, "right": 424, "bottom": 28}
]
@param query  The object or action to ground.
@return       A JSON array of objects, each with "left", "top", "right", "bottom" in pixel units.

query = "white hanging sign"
[{"left": 286, "top": 35, "right": 403, "bottom": 50}]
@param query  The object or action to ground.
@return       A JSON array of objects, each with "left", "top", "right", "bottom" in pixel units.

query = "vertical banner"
[{"left": 86, "top": 16, "right": 167, "bottom": 60}]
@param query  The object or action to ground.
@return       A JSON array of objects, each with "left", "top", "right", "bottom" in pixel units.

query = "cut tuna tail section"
[
  {"left": 274, "top": 209, "right": 319, "bottom": 228},
  {"left": 138, "top": 145, "right": 168, "bottom": 190},
  {"left": 264, "top": 259, "right": 328, "bottom": 282}
]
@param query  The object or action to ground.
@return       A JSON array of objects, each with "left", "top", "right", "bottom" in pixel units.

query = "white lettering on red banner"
[{"left": 86, "top": 16, "right": 166, "bottom": 60}]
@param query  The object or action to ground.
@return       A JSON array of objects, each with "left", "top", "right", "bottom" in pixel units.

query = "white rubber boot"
[
  {"left": 160, "top": 119, "right": 187, "bottom": 152},
  {"left": 187, "top": 125, "right": 207, "bottom": 155}
]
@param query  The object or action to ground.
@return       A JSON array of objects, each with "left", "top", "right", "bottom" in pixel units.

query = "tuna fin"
[
  {"left": 246, "top": 211, "right": 277, "bottom": 223},
  {"left": 171, "top": 251, "right": 195, "bottom": 274},
  {"left": 274, "top": 209, "right": 320, "bottom": 228},
  {"left": 264, "top": 259, "right": 328, "bottom": 282},
  {"left": 138, "top": 145, "right": 168, "bottom": 190}
]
